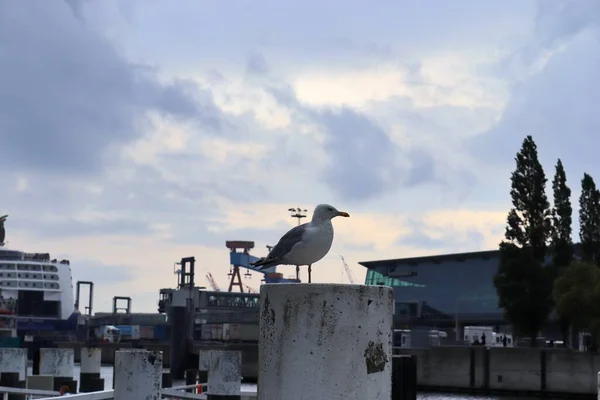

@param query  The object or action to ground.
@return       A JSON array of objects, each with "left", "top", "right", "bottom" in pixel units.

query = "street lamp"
[{"left": 288, "top": 207, "right": 307, "bottom": 226}]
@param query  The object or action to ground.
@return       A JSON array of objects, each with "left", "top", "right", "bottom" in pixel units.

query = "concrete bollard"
[
  {"left": 258, "top": 284, "right": 394, "bottom": 400},
  {"left": 114, "top": 349, "right": 162, "bottom": 400},
  {"left": 80, "top": 347, "right": 103, "bottom": 392},
  {"left": 207, "top": 350, "right": 242, "bottom": 399},
  {"left": 0, "top": 348, "right": 27, "bottom": 381},
  {"left": 39, "top": 348, "right": 74, "bottom": 378},
  {"left": 198, "top": 350, "right": 210, "bottom": 385}
]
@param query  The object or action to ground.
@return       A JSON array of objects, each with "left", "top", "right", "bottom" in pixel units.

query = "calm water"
[{"left": 31, "top": 365, "right": 543, "bottom": 398}]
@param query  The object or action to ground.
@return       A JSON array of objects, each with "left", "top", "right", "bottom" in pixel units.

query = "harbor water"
[{"left": 28, "top": 364, "right": 545, "bottom": 399}]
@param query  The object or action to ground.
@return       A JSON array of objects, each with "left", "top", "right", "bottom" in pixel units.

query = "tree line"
[{"left": 493, "top": 135, "right": 600, "bottom": 347}]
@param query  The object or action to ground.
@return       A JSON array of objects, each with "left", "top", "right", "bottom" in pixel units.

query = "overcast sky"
[{"left": 1, "top": 0, "right": 599, "bottom": 313}]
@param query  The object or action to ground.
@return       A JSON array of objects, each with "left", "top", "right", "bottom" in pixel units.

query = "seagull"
[{"left": 251, "top": 204, "right": 350, "bottom": 283}]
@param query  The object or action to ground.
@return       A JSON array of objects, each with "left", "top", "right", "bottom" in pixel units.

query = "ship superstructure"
[{"left": 0, "top": 216, "right": 77, "bottom": 337}]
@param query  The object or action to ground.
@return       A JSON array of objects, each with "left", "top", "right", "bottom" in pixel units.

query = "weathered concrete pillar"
[
  {"left": 39, "top": 348, "right": 74, "bottom": 378},
  {"left": 259, "top": 284, "right": 393, "bottom": 400},
  {"left": 0, "top": 348, "right": 27, "bottom": 381},
  {"left": 207, "top": 350, "right": 241, "bottom": 399},
  {"left": 80, "top": 347, "right": 103, "bottom": 392},
  {"left": 114, "top": 350, "right": 162, "bottom": 400}
]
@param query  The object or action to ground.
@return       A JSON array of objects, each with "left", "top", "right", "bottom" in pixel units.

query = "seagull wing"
[{"left": 252, "top": 223, "right": 308, "bottom": 269}]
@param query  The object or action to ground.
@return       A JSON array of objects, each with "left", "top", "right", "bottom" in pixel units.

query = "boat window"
[
  {"left": 42, "top": 265, "right": 58, "bottom": 272},
  {"left": 0, "top": 264, "right": 15, "bottom": 270}
]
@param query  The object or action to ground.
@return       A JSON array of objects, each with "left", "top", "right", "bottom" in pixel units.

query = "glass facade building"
[{"left": 361, "top": 250, "right": 504, "bottom": 324}]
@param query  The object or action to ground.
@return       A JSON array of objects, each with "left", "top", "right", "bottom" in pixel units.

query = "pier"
[{"left": 0, "top": 284, "right": 416, "bottom": 399}]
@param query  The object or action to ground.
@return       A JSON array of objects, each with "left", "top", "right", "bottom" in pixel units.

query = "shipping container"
[
  {"left": 115, "top": 325, "right": 141, "bottom": 340},
  {"left": 229, "top": 324, "right": 241, "bottom": 341},
  {"left": 140, "top": 326, "right": 154, "bottom": 340},
  {"left": 115, "top": 325, "right": 132, "bottom": 337},
  {"left": 211, "top": 324, "right": 223, "bottom": 341},
  {"left": 153, "top": 325, "right": 168, "bottom": 341},
  {"left": 131, "top": 325, "right": 140, "bottom": 340},
  {"left": 222, "top": 323, "right": 230, "bottom": 341},
  {"left": 200, "top": 324, "right": 211, "bottom": 341}
]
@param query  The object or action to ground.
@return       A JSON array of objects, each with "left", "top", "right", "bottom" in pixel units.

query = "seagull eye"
[{"left": 328, "top": 207, "right": 333, "bottom": 211}]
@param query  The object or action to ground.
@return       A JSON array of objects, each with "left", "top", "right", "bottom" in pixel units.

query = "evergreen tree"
[
  {"left": 494, "top": 135, "right": 553, "bottom": 345},
  {"left": 551, "top": 159, "right": 573, "bottom": 270},
  {"left": 550, "top": 159, "right": 573, "bottom": 345},
  {"left": 579, "top": 173, "right": 600, "bottom": 264}
]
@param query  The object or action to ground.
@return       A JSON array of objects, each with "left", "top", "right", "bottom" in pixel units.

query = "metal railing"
[{"left": 1, "top": 383, "right": 258, "bottom": 399}]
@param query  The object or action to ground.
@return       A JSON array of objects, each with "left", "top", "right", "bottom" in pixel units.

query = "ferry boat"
[{"left": 0, "top": 215, "right": 78, "bottom": 341}]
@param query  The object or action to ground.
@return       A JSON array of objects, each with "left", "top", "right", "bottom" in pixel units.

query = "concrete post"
[
  {"left": 259, "top": 284, "right": 394, "bottom": 400},
  {"left": 80, "top": 347, "right": 103, "bottom": 392},
  {"left": 114, "top": 349, "right": 162, "bottom": 400},
  {"left": 81, "top": 347, "right": 101, "bottom": 374},
  {"left": 39, "top": 348, "right": 74, "bottom": 378},
  {"left": 0, "top": 348, "right": 27, "bottom": 381},
  {"left": 207, "top": 350, "right": 241, "bottom": 399}
]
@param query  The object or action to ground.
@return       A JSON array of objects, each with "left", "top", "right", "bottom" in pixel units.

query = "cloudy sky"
[{"left": 1, "top": 0, "right": 599, "bottom": 313}]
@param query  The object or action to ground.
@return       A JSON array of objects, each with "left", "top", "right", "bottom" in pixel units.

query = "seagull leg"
[
  {"left": 308, "top": 264, "right": 312, "bottom": 283},
  {"left": 296, "top": 265, "right": 300, "bottom": 281}
]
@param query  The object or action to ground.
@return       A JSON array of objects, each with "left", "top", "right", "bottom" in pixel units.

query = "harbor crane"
[
  {"left": 340, "top": 255, "right": 355, "bottom": 284},
  {"left": 206, "top": 273, "right": 220, "bottom": 291}
]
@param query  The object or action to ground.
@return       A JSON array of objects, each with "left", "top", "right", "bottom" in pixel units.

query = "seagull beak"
[{"left": 337, "top": 211, "right": 350, "bottom": 217}]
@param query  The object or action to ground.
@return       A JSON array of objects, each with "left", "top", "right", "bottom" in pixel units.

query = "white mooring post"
[
  {"left": 0, "top": 348, "right": 27, "bottom": 381},
  {"left": 207, "top": 350, "right": 242, "bottom": 399},
  {"left": 258, "top": 284, "right": 394, "bottom": 400},
  {"left": 114, "top": 349, "right": 162, "bottom": 400},
  {"left": 39, "top": 348, "right": 74, "bottom": 378},
  {"left": 80, "top": 347, "right": 102, "bottom": 374}
]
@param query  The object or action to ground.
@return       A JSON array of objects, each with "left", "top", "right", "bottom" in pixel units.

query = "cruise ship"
[{"left": 0, "top": 215, "right": 78, "bottom": 339}]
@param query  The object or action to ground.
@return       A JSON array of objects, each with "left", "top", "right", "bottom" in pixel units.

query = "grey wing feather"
[{"left": 268, "top": 224, "right": 307, "bottom": 260}]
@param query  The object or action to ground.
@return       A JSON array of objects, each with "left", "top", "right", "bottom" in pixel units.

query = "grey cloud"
[
  {"left": 16, "top": 218, "right": 150, "bottom": 240},
  {"left": 246, "top": 53, "right": 270, "bottom": 76},
  {"left": 261, "top": 73, "right": 449, "bottom": 201},
  {"left": 471, "top": 31, "right": 600, "bottom": 172},
  {"left": 317, "top": 108, "right": 407, "bottom": 200},
  {"left": 397, "top": 218, "right": 486, "bottom": 251},
  {"left": 0, "top": 1, "right": 220, "bottom": 176},
  {"left": 125, "top": 1, "right": 532, "bottom": 72}
]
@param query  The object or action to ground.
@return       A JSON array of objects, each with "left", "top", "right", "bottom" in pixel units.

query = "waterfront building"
[{"left": 361, "top": 250, "right": 505, "bottom": 329}]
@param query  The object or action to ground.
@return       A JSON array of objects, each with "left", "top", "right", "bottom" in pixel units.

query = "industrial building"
[{"left": 360, "top": 249, "right": 506, "bottom": 329}]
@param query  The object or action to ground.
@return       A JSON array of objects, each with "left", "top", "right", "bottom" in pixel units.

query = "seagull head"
[{"left": 312, "top": 204, "right": 350, "bottom": 222}]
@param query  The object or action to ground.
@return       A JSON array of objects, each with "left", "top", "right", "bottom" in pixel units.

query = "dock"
[{"left": 0, "top": 284, "right": 411, "bottom": 399}]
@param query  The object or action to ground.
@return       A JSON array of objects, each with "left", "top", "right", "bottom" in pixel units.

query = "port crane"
[
  {"left": 206, "top": 273, "right": 220, "bottom": 291},
  {"left": 340, "top": 255, "right": 355, "bottom": 284},
  {"left": 226, "top": 241, "right": 300, "bottom": 293}
]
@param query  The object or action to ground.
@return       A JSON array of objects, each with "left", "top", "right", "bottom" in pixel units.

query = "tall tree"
[
  {"left": 550, "top": 159, "right": 574, "bottom": 345},
  {"left": 551, "top": 159, "right": 573, "bottom": 269},
  {"left": 579, "top": 173, "right": 600, "bottom": 264},
  {"left": 494, "top": 135, "right": 553, "bottom": 345}
]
